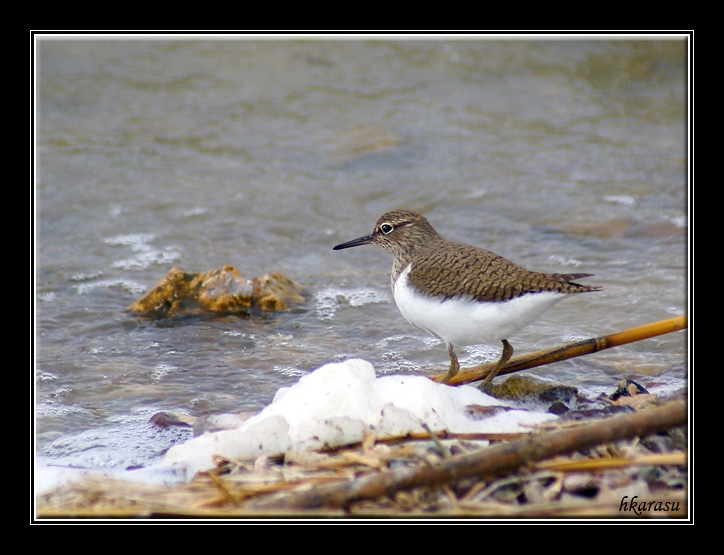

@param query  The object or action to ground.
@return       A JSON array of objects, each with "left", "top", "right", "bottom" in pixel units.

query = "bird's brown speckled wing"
[{"left": 407, "top": 241, "right": 601, "bottom": 302}]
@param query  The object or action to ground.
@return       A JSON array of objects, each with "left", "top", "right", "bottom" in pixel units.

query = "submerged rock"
[
  {"left": 126, "top": 265, "right": 304, "bottom": 318},
  {"left": 483, "top": 375, "right": 580, "bottom": 412}
]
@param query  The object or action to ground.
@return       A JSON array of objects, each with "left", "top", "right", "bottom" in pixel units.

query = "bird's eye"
[{"left": 380, "top": 223, "right": 394, "bottom": 234}]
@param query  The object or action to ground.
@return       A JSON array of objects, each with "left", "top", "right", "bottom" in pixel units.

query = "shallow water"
[{"left": 35, "top": 37, "right": 689, "bottom": 478}]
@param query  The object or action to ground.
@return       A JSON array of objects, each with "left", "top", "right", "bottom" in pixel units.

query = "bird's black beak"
[{"left": 333, "top": 234, "right": 374, "bottom": 250}]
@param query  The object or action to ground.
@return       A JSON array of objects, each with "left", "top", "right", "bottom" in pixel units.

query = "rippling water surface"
[{"left": 35, "top": 37, "right": 689, "bottom": 477}]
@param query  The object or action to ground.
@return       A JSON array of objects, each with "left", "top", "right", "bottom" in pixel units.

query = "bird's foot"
[
  {"left": 482, "top": 339, "right": 514, "bottom": 388},
  {"left": 441, "top": 345, "right": 460, "bottom": 384}
]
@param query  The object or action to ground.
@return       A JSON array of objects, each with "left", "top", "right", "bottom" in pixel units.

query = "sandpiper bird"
[{"left": 333, "top": 209, "right": 601, "bottom": 385}]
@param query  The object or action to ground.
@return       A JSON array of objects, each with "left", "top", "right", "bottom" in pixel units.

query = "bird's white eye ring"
[{"left": 380, "top": 223, "right": 394, "bottom": 234}]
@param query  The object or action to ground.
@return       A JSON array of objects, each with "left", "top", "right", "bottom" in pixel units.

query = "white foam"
[
  {"left": 154, "top": 359, "right": 556, "bottom": 481},
  {"left": 37, "top": 359, "right": 558, "bottom": 489},
  {"left": 315, "top": 286, "right": 389, "bottom": 320}
]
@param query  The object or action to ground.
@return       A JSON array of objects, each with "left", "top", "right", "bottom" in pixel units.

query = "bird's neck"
[{"left": 389, "top": 234, "right": 446, "bottom": 289}]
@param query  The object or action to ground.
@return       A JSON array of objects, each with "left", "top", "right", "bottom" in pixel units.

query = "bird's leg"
[
  {"left": 482, "top": 339, "right": 513, "bottom": 387},
  {"left": 441, "top": 343, "right": 460, "bottom": 384}
]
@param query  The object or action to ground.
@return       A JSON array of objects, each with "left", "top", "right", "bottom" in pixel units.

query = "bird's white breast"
[{"left": 392, "top": 264, "right": 567, "bottom": 347}]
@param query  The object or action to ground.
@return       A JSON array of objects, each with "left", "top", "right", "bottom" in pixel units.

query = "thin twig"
[{"left": 434, "top": 315, "right": 687, "bottom": 385}]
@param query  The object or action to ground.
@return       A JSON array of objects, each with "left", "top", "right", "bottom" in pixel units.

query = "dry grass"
[{"left": 36, "top": 400, "right": 687, "bottom": 520}]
